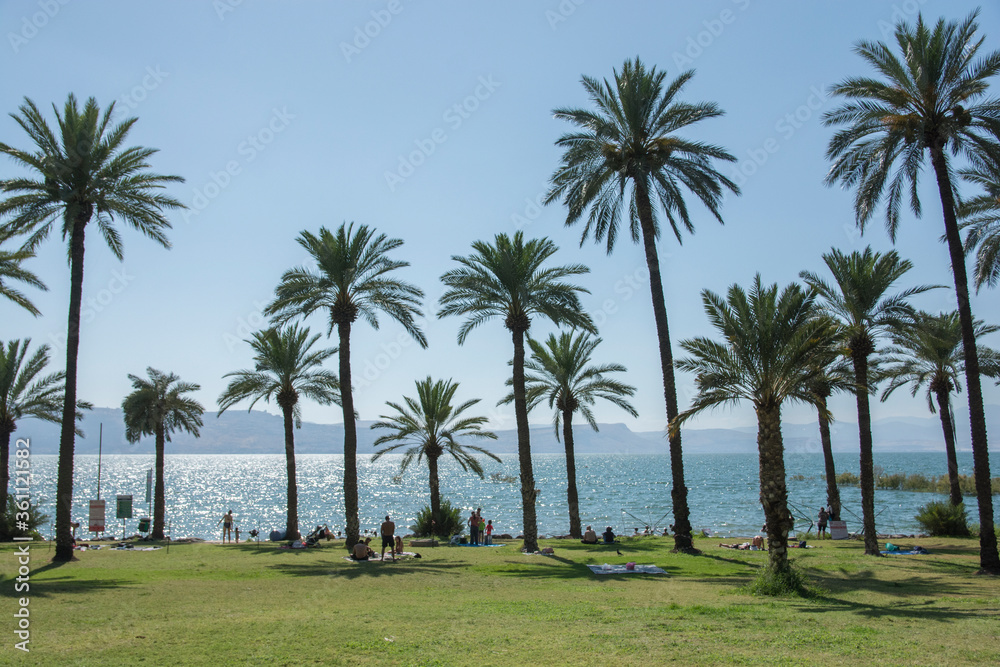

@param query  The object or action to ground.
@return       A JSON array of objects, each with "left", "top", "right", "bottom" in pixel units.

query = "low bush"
[
  {"left": 915, "top": 501, "right": 970, "bottom": 536},
  {"left": 411, "top": 499, "right": 464, "bottom": 538},
  {"left": 1, "top": 495, "right": 50, "bottom": 541}
]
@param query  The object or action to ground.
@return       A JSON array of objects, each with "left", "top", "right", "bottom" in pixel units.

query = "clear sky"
[{"left": 3, "top": 0, "right": 999, "bottom": 435}]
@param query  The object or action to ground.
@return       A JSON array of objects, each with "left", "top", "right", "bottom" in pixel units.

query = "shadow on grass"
[
  {"left": 0, "top": 573, "right": 130, "bottom": 598},
  {"left": 267, "top": 559, "right": 466, "bottom": 580},
  {"left": 790, "top": 592, "right": 1000, "bottom": 622},
  {"left": 484, "top": 554, "right": 681, "bottom": 580}
]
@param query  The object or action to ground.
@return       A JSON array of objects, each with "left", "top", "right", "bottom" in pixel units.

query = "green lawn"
[{"left": 2, "top": 535, "right": 998, "bottom": 666}]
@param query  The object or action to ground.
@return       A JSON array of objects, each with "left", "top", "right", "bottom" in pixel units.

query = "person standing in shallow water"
[{"left": 218, "top": 510, "right": 234, "bottom": 543}]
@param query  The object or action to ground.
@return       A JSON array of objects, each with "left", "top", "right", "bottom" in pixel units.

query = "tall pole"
[{"left": 96, "top": 423, "right": 103, "bottom": 499}]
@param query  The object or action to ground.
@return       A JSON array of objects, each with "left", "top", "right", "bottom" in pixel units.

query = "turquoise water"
[{"left": 20, "top": 451, "right": 994, "bottom": 540}]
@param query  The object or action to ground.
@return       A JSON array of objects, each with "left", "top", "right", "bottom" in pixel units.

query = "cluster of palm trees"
[{"left": 2, "top": 12, "right": 1000, "bottom": 580}]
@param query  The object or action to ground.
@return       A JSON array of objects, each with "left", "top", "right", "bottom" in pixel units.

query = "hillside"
[{"left": 12, "top": 404, "right": 1000, "bottom": 456}]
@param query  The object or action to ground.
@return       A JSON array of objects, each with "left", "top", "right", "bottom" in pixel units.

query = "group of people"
[
  {"left": 468, "top": 508, "right": 493, "bottom": 545},
  {"left": 351, "top": 515, "right": 403, "bottom": 561},
  {"left": 581, "top": 526, "right": 618, "bottom": 544}
]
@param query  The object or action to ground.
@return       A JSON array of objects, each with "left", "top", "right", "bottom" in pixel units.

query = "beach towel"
[
  {"left": 880, "top": 546, "right": 929, "bottom": 555},
  {"left": 455, "top": 543, "right": 507, "bottom": 547},
  {"left": 342, "top": 551, "right": 420, "bottom": 563},
  {"left": 587, "top": 564, "right": 667, "bottom": 575}
]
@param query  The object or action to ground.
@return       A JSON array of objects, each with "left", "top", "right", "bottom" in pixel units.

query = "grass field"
[{"left": 2, "top": 534, "right": 999, "bottom": 666}]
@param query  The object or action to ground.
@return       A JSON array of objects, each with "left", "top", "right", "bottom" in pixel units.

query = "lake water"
[{"left": 20, "top": 451, "right": 995, "bottom": 540}]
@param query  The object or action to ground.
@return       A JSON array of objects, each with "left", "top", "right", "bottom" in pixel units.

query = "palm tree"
[
  {"left": 0, "top": 95, "right": 185, "bottom": 561},
  {"left": 265, "top": 223, "right": 427, "bottom": 550},
  {"left": 217, "top": 324, "right": 341, "bottom": 540},
  {"left": 438, "top": 232, "right": 594, "bottom": 553},
  {"left": 500, "top": 330, "right": 637, "bottom": 538},
  {"left": 960, "top": 155, "right": 1000, "bottom": 290},
  {"left": 823, "top": 10, "right": 1000, "bottom": 572},
  {"left": 545, "top": 57, "right": 739, "bottom": 552},
  {"left": 122, "top": 368, "right": 204, "bottom": 540},
  {"left": 881, "top": 311, "right": 1000, "bottom": 511},
  {"left": 0, "top": 339, "right": 90, "bottom": 518},
  {"left": 371, "top": 377, "right": 499, "bottom": 535},
  {"left": 804, "top": 347, "right": 856, "bottom": 524},
  {"left": 801, "top": 247, "right": 937, "bottom": 555},
  {"left": 0, "top": 225, "right": 46, "bottom": 316},
  {"left": 673, "top": 276, "right": 832, "bottom": 580}
]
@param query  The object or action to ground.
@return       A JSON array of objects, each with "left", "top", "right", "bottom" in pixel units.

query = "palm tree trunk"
[
  {"left": 817, "top": 396, "right": 841, "bottom": 521},
  {"left": 427, "top": 453, "right": 441, "bottom": 536},
  {"left": 851, "top": 349, "right": 880, "bottom": 556},
  {"left": 562, "top": 408, "right": 581, "bottom": 539},
  {"left": 1, "top": 426, "right": 11, "bottom": 521},
  {"left": 633, "top": 177, "right": 694, "bottom": 553},
  {"left": 757, "top": 403, "right": 792, "bottom": 573},
  {"left": 54, "top": 213, "right": 88, "bottom": 562},
  {"left": 929, "top": 146, "right": 998, "bottom": 573},
  {"left": 512, "top": 329, "right": 538, "bottom": 552},
  {"left": 338, "top": 320, "right": 360, "bottom": 550},
  {"left": 151, "top": 423, "right": 166, "bottom": 539},
  {"left": 282, "top": 404, "right": 299, "bottom": 540},
  {"left": 934, "top": 390, "right": 964, "bottom": 509}
]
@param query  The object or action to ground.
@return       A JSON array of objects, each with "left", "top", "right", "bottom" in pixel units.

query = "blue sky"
[{"left": 3, "top": 0, "right": 999, "bottom": 435}]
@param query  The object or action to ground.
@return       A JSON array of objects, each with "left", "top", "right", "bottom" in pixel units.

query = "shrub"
[
  {"left": 745, "top": 564, "right": 811, "bottom": 598},
  {"left": 1, "top": 496, "right": 50, "bottom": 541},
  {"left": 410, "top": 499, "right": 464, "bottom": 538},
  {"left": 915, "top": 501, "right": 970, "bottom": 536},
  {"left": 836, "top": 471, "right": 859, "bottom": 485}
]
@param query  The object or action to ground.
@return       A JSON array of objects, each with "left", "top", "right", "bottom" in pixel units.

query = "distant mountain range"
[{"left": 12, "top": 404, "right": 1000, "bottom": 456}]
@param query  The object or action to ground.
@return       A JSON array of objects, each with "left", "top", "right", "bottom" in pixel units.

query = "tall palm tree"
[
  {"left": 265, "top": 223, "right": 426, "bottom": 550},
  {"left": 673, "top": 276, "right": 832, "bottom": 580},
  {"left": 823, "top": 11, "right": 1000, "bottom": 572},
  {"left": 438, "top": 232, "right": 594, "bottom": 553},
  {"left": 0, "top": 95, "right": 185, "bottom": 561},
  {"left": 804, "top": 347, "right": 856, "bottom": 524},
  {"left": 545, "top": 57, "right": 739, "bottom": 552},
  {"left": 500, "top": 330, "right": 637, "bottom": 538},
  {"left": 0, "top": 225, "right": 46, "bottom": 316},
  {"left": 372, "top": 377, "right": 499, "bottom": 534},
  {"left": 881, "top": 311, "right": 1000, "bottom": 510},
  {"left": 801, "top": 247, "right": 937, "bottom": 555},
  {"left": 122, "top": 368, "right": 204, "bottom": 540},
  {"left": 0, "top": 339, "right": 90, "bottom": 518},
  {"left": 960, "top": 155, "right": 1000, "bottom": 290},
  {"left": 217, "top": 324, "right": 341, "bottom": 540}
]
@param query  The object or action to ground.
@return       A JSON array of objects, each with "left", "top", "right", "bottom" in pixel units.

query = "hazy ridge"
[{"left": 13, "top": 405, "right": 1000, "bottom": 456}]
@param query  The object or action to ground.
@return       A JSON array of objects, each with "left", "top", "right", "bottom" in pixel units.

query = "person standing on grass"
[
  {"left": 468, "top": 510, "right": 479, "bottom": 545},
  {"left": 818, "top": 507, "right": 829, "bottom": 538},
  {"left": 486, "top": 519, "right": 494, "bottom": 545},
  {"left": 218, "top": 510, "right": 234, "bottom": 543},
  {"left": 381, "top": 515, "right": 396, "bottom": 562}
]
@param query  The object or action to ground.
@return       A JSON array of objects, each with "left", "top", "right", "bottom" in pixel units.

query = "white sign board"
[{"left": 89, "top": 499, "right": 106, "bottom": 532}]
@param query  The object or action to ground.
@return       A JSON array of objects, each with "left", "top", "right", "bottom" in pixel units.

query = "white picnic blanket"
[{"left": 587, "top": 564, "right": 666, "bottom": 575}]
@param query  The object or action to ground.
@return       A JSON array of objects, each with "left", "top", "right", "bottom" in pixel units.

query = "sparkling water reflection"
[{"left": 24, "top": 452, "right": 991, "bottom": 540}]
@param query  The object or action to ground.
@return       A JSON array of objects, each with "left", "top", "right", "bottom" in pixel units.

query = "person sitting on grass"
[
  {"left": 352, "top": 538, "right": 372, "bottom": 561},
  {"left": 602, "top": 527, "right": 616, "bottom": 544},
  {"left": 582, "top": 526, "right": 599, "bottom": 544},
  {"left": 394, "top": 535, "right": 404, "bottom": 556}
]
